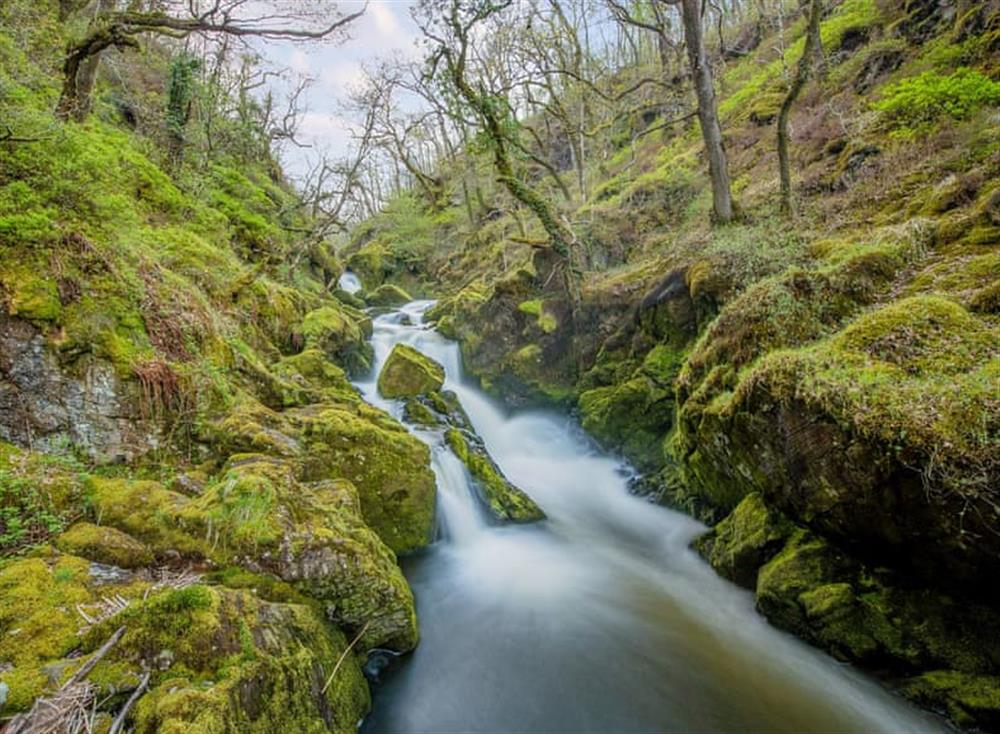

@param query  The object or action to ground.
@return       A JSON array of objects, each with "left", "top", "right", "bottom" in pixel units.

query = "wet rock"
[
  {"left": 904, "top": 671, "right": 1000, "bottom": 730},
  {"left": 445, "top": 428, "right": 544, "bottom": 523},
  {"left": 694, "top": 493, "right": 793, "bottom": 588}
]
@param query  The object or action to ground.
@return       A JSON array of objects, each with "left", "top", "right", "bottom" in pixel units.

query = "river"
[{"left": 349, "top": 295, "right": 943, "bottom": 734}]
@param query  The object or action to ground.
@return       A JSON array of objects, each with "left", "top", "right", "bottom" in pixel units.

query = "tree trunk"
[
  {"left": 680, "top": 0, "right": 735, "bottom": 224},
  {"left": 777, "top": 0, "right": 822, "bottom": 216}
]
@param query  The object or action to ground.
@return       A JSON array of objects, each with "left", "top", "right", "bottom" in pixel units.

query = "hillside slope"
[{"left": 0, "top": 2, "right": 438, "bottom": 730}]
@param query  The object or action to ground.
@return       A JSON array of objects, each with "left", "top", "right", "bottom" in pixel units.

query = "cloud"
[{"left": 371, "top": 2, "right": 404, "bottom": 37}]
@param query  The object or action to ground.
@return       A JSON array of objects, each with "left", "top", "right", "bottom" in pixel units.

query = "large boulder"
[
  {"left": 366, "top": 283, "right": 412, "bottom": 307},
  {"left": 293, "top": 402, "right": 437, "bottom": 554},
  {"left": 377, "top": 345, "right": 444, "bottom": 399},
  {"left": 90, "top": 585, "right": 371, "bottom": 734},
  {"left": 299, "top": 305, "right": 373, "bottom": 377},
  {"left": 84, "top": 455, "right": 420, "bottom": 652}
]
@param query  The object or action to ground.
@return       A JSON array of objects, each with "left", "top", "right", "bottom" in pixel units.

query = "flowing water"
[
  {"left": 340, "top": 270, "right": 363, "bottom": 295},
  {"left": 350, "top": 297, "right": 944, "bottom": 734}
]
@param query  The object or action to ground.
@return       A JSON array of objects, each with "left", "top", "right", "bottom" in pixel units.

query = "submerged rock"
[{"left": 377, "top": 344, "right": 445, "bottom": 399}]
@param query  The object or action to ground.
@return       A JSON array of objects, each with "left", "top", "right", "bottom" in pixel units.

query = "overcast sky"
[{"left": 260, "top": 1, "right": 422, "bottom": 178}]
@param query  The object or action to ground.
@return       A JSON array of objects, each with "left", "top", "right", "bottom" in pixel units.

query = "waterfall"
[{"left": 339, "top": 270, "right": 363, "bottom": 294}]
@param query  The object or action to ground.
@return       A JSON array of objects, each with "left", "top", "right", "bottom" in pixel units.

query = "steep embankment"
[
  {"left": 343, "top": 0, "right": 1000, "bottom": 728},
  {"left": 0, "top": 4, "right": 438, "bottom": 731}
]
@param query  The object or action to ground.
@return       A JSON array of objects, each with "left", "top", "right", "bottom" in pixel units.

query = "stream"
[{"left": 348, "top": 293, "right": 944, "bottom": 734}]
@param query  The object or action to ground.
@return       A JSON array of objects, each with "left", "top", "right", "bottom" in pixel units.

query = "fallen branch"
[
  {"left": 4, "top": 626, "right": 125, "bottom": 734},
  {"left": 321, "top": 621, "right": 371, "bottom": 695},
  {"left": 63, "top": 626, "right": 126, "bottom": 690},
  {"left": 107, "top": 671, "right": 150, "bottom": 734}
]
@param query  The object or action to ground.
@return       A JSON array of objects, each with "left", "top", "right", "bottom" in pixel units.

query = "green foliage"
[
  {"left": 0, "top": 472, "right": 67, "bottom": 555},
  {"left": 873, "top": 68, "right": 1000, "bottom": 134},
  {"left": 166, "top": 54, "right": 200, "bottom": 138}
]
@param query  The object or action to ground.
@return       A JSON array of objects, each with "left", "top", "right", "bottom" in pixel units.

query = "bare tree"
[
  {"left": 677, "top": 0, "right": 735, "bottom": 223},
  {"left": 777, "top": 0, "right": 823, "bottom": 215},
  {"left": 416, "top": 0, "right": 582, "bottom": 312},
  {"left": 57, "top": 0, "right": 366, "bottom": 121}
]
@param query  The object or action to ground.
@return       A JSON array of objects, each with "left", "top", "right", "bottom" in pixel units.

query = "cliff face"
[{"left": 347, "top": 0, "right": 1000, "bottom": 726}]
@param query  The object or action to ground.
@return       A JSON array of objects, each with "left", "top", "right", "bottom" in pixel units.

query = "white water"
[
  {"left": 356, "top": 300, "right": 944, "bottom": 734},
  {"left": 339, "top": 270, "right": 363, "bottom": 294}
]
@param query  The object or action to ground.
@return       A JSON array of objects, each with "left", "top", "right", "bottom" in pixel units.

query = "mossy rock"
[
  {"left": 0, "top": 553, "right": 148, "bottom": 712},
  {"left": 55, "top": 522, "right": 154, "bottom": 569},
  {"left": 366, "top": 283, "right": 412, "bottom": 307},
  {"left": 187, "top": 455, "right": 418, "bottom": 651},
  {"left": 86, "top": 460, "right": 419, "bottom": 653},
  {"left": 754, "top": 529, "right": 1000, "bottom": 680},
  {"left": 331, "top": 288, "right": 366, "bottom": 310},
  {"left": 293, "top": 403, "right": 437, "bottom": 554},
  {"left": 345, "top": 244, "right": 391, "bottom": 291},
  {"left": 86, "top": 476, "right": 207, "bottom": 558},
  {"left": 299, "top": 304, "right": 373, "bottom": 377},
  {"left": 377, "top": 344, "right": 445, "bottom": 399},
  {"left": 403, "top": 398, "right": 440, "bottom": 426},
  {"left": 85, "top": 586, "right": 371, "bottom": 734},
  {"left": 694, "top": 493, "right": 794, "bottom": 588},
  {"left": 445, "top": 428, "right": 544, "bottom": 523},
  {"left": 578, "top": 345, "right": 683, "bottom": 471},
  {"left": 904, "top": 671, "right": 1000, "bottom": 730}
]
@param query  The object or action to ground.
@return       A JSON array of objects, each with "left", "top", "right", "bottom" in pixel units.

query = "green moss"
[
  {"left": 345, "top": 243, "right": 391, "bottom": 290},
  {"left": 695, "top": 493, "right": 794, "bottom": 588},
  {"left": 744, "top": 296, "right": 996, "bottom": 481},
  {"left": 55, "top": 522, "right": 153, "bottom": 568},
  {"left": 579, "top": 345, "right": 683, "bottom": 470},
  {"left": 403, "top": 398, "right": 440, "bottom": 426},
  {"left": 445, "top": 428, "right": 544, "bottom": 523},
  {"left": 377, "top": 344, "right": 445, "bottom": 399},
  {"left": 0, "top": 553, "right": 145, "bottom": 711},
  {"left": 517, "top": 299, "right": 542, "bottom": 316},
  {"left": 295, "top": 404, "right": 436, "bottom": 554},
  {"left": 0, "top": 265, "right": 61, "bottom": 321},
  {"left": 299, "top": 305, "right": 372, "bottom": 377},
  {"left": 904, "top": 671, "right": 1000, "bottom": 729},
  {"left": 366, "top": 283, "right": 412, "bottom": 307},
  {"left": 94, "top": 587, "right": 371, "bottom": 734},
  {"left": 873, "top": 68, "right": 1000, "bottom": 135},
  {"left": 86, "top": 476, "right": 206, "bottom": 557}
]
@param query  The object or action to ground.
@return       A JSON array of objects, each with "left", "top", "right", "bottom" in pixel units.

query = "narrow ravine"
[{"left": 352, "top": 297, "right": 944, "bottom": 734}]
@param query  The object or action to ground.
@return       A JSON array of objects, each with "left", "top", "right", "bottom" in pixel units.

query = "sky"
[{"left": 258, "top": 1, "right": 422, "bottom": 178}]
